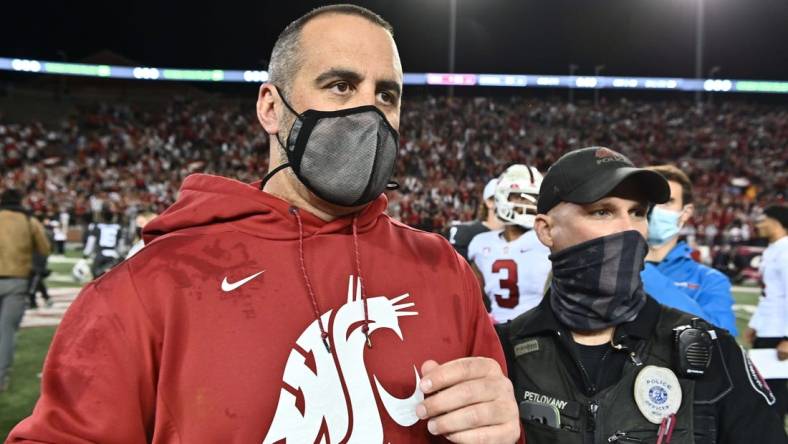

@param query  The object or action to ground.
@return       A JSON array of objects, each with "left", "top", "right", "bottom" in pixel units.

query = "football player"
[
  {"left": 82, "top": 205, "right": 124, "bottom": 278},
  {"left": 468, "top": 164, "right": 552, "bottom": 323},
  {"left": 444, "top": 178, "right": 504, "bottom": 261}
]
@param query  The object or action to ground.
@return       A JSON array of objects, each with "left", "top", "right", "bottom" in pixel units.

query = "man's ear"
[
  {"left": 257, "top": 83, "right": 280, "bottom": 136},
  {"left": 679, "top": 203, "right": 694, "bottom": 227},
  {"left": 534, "top": 214, "right": 554, "bottom": 248}
]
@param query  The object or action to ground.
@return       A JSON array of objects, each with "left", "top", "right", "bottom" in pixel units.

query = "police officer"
[{"left": 497, "top": 147, "right": 787, "bottom": 443}]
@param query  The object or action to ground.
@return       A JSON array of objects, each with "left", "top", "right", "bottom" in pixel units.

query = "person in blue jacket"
[{"left": 642, "top": 164, "right": 737, "bottom": 335}]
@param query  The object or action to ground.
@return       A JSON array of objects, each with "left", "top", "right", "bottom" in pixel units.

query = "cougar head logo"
[{"left": 263, "top": 275, "right": 421, "bottom": 444}]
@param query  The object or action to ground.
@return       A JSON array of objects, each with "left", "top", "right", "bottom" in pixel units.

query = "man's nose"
[
  {"left": 348, "top": 84, "right": 378, "bottom": 108},
  {"left": 613, "top": 213, "right": 638, "bottom": 232}
]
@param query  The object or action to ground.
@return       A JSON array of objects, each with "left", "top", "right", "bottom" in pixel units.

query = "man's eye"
[
  {"left": 378, "top": 91, "right": 395, "bottom": 105},
  {"left": 631, "top": 209, "right": 648, "bottom": 218},
  {"left": 330, "top": 82, "right": 352, "bottom": 94},
  {"left": 592, "top": 209, "right": 610, "bottom": 217}
]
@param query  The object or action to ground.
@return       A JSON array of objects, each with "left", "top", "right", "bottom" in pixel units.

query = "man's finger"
[
  {"left": 421, "top": 359, "right": 440, "bottom": 376},
  {"left": 418, "top": 377, "right": 509, "bottom": 419},
  {"left": 426, "top": 400, "right": 518, "bottom": 441},
  {"left": 444, "top": 424, "right": 521, "bottom": 444},
  {"left": 419, "top": 357, "right": 498, "bottom": 395}
]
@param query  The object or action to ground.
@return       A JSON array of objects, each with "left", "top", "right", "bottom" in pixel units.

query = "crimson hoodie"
[{"left": 8, "top": 174, "right": 508, "bottom": 444}]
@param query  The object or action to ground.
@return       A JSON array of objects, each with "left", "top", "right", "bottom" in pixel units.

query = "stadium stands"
[{"left": 1, "top": 95, "right": 785, "bottom": 245}]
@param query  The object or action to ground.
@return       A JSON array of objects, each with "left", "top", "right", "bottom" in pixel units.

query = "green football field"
[{"left": 0, "top": 255, "right": 768, "bottom": 437}]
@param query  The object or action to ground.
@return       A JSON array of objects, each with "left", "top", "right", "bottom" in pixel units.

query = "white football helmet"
[
  {"left": 494, "top": 164, "right": 543, "bottom": 228},
  {"left": 72, "top": 258, "right": 93, "bottom": 284}
]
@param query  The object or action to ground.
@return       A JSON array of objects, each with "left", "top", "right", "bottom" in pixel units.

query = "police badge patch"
[
  {"left": 634, "top": 365, "right": 683, "bottom": 424},
  {"left": 741, "top": 345, "right": 777, "bottom": 406}
]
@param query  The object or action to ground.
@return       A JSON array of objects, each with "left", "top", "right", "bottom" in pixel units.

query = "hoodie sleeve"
[
  {"left": 459, "top": 253, "right": 507, "bottom": 374},
  {"left": 458, "top": 254, "right": 526, "bottom": 444},
  {"left": 7, "top": 264, "right": 161, "bottom": 443}
]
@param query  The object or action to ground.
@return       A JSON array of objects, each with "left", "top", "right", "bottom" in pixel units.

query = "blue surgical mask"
[{"left": 648, "top": 206, "right": 682, "bottom": 246}]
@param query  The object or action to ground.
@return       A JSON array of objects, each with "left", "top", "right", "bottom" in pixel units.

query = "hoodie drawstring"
[
  {"left": 352, "top": 216, "right": 372, "bottom": 348},
  {"left": 289, "top": 207, "right": 372, "bottom": 355},
  {"left": 290, "top": 207, "right": 331, "bottom": 354}
]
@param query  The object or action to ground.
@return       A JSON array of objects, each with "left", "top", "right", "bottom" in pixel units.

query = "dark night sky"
[{"left": 2, "top": 0, "right": 787, "bottom": 80}]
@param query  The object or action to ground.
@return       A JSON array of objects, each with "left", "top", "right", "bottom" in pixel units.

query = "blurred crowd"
[{"left": 1, "top": 96, "right": 785, "bottom": 248}]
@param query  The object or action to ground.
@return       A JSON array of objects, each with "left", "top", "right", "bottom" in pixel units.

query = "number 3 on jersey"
[{"left": 492, "top": 259, "right": 519, "bottom": 308}]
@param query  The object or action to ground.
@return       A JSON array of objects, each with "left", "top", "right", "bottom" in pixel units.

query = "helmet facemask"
[{"left": 494, "top": 164, "right": 543, "bottom": 229}]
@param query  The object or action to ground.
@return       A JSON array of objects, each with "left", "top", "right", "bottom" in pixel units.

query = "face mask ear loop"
[
  {"left": 273, "top": 85, "right": 301, "bottom": 117},
  {"left": 259, "top": 162, "right": 291, "bottom": 191},
  {"left": 678, "top": 204, "right": 692, "bottom": 229},
  {"left": 260, "top": 85, "right": 302, "bottom": 191}
]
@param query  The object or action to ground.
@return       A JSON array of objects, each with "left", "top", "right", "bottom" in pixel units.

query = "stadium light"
[
  {"left": 594, "top": 65, "right": 606, "bottom": 107},
  {"left": 448, "top": 0, "right": 457, "bottom": 97},
  {"left": 568, "top": 64, "right": 578, "bottom": 104},
  {"left": 694, "top": 0, "right": 705, "bottom": 110},
  {"left": 707, "top": 66, "right": 722, "bottom": 106}
]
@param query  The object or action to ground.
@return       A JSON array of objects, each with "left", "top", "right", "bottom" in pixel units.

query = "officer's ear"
[{"left": 534, "top": 214, "right": 554, "bottom": 249}]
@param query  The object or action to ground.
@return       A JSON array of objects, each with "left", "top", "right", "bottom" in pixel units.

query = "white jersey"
[
  {"left": 468, "top": 229, "right": 552, "bottom": 322},
  {"left": 749, "top": 236, "right": 788, "bottom": 337},
  {"left": 83, "top": 222, "right": 123, "bottom": 258}
]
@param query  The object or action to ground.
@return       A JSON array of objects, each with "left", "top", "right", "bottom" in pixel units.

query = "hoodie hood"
[{"left": 143, "top": 173, "right": 389, "bottom": 244}]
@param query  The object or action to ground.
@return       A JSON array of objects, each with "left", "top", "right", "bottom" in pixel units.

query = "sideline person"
[
  {"left": 0, "top": 189, "right": 50, "bottom": 392},
  {"left": 746, "top": 204, "right": 788, "bottom": 420},
  {"left": 8, "top": 5, "right": 519, "bottom": 443},
  {"left": 641, "top": 164, "right": 734, "bottom": 332}
]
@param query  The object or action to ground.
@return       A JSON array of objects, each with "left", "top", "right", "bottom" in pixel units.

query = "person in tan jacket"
[{"left": 0, "top": 188, "right": 50, "bottom": 392}]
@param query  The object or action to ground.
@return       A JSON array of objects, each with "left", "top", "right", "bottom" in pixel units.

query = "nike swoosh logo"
[{"left": 221, "top": 270, "right": 265, "bottom": 292}]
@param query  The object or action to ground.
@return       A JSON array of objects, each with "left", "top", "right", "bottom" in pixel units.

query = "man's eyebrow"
[
  {"left": 314, "top": 68, "right": 364, "bottom": 86},
  {"left": 376, "top": 79, "right": 402, "bottom": 98}
]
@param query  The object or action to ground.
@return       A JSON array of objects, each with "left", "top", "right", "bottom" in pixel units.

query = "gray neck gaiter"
[{"left": 549, "top": 230, "right": 648, "bottom": 331}]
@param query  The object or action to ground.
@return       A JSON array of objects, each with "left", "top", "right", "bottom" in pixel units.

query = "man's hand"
[
  {"left": 416, "top": 357, "right": 520, "bottom": 443},
  {"left": 777, "top": 340, "right": 788, "bottom": 361},
  {"left": 743, "top": 327, "right": 757, "bottom": 346}
]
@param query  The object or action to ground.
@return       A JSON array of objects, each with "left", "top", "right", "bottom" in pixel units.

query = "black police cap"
[{"left": 537, "top": 146, "right": 670, "bottom": 214}]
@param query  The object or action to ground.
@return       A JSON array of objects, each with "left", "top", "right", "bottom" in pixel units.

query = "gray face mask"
[{"left": 260, "top": 87, "right": 399, "bottom": 207}]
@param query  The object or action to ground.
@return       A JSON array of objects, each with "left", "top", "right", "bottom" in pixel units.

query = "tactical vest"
[{"left": 504, "top": 306, "right": 729, "bottom": 444}]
